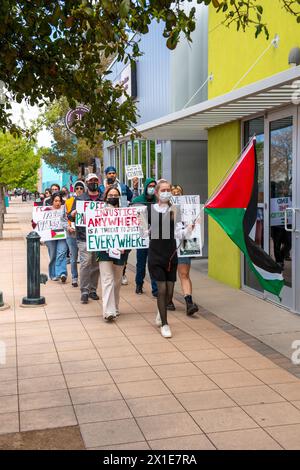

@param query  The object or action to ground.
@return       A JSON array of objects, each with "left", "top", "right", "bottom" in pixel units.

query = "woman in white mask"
[{"left": 147, "top": 180, "right": 180, "bottom": 338}]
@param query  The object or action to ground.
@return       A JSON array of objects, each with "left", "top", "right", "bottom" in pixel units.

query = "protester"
[
  {"left": 132, "top": 178, "right": 158, "bottom": 297},
  {"left": 147, "top": 180, "right": 183, "bottom": 338},
  {"left": 44, "top": 184, "right": 60, "bottom": 206},
  {"left": 171, "top": 185, "right": 199, "bottom": 316},
  {"left": 97, "top": 185, "right": 128, "bottom": 321},
  {"left": 99, "top": 166, "right": 133, "bottom": 203},
  {"left": 132, "top": 176, "right": 141, "bottom": 198},
  {"left": 62, "top": 181, "right": 85, "bottom": 287},
  {"left": 69, "top": 173, "right": 101, "bottom": 304},
  {"left": 61, "top": 186, "right": 70, "bottom": 201},
  {"left": 43, "top": 192, "right": 68, "bottom": 282},
  {"left": 99, "top": 166, "right": 133, "bottom": 286}
]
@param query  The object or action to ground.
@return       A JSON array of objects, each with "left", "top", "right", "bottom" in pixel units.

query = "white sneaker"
[
  {"left": 104, "top": 314, "right": 115, "bottom": 322},
  {"left": 155, "top": 311, "right": 162, "bottom": 327},
  {"left": 115, "top": 310, "right": 120, "bottom": 317},
  {"left": 121, "top": 275, "right": 128, "bottom": 285},
  {"left": 161, "top": 325, "right": 172, "bottom": 338}
]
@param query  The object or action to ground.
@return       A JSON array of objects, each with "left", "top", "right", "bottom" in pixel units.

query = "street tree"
[
  {"left": 0, "top": 1, "right": 299, "bottom": 144},
  {"left": 0, "top": 132, "right": 40, "bottom": 237}
]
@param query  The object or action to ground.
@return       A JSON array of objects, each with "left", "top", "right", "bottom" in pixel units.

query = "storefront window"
[
  {"left": 243, "top": 117, "right": 264, "bottom": 292},
  {"left": 150, "top": 141, "right": 156, "bottom": 178}
]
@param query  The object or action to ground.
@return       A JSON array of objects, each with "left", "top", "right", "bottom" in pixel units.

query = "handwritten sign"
[
  {"left": 171, "top": 195, "right": 203, "bottom": 257},
  {"left": 125, "top": 164, "right": 144, "bottom": 180},
  {"left": 270, "top": 197, "right": 292, "bottom": 226},
  {"left": 86, "top": 203, "right": 149, "bottom": 252},
  {"left": 32, "top": 207, "right": 66, "bottom": 242}
]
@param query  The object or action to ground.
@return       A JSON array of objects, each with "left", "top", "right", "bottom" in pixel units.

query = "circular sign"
[{"left": 65, "top": 105, "right": 89, "bottom": 135}]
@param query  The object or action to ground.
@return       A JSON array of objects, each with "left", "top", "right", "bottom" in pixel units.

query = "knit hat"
[
  {"left": 105, "top": 166, "right": 117, "bottom": 174},
  {"left": 74, "top": 180, "right": 85, "bottom": 190}
]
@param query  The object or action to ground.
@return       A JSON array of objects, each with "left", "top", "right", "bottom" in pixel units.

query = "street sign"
[{"left": 65, "top": 105, "right": 89, "bottom": 135}]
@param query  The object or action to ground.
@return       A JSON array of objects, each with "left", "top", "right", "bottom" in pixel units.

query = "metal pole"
[{"left": 22, "top": 231, "right": 46, "bottom": 306}]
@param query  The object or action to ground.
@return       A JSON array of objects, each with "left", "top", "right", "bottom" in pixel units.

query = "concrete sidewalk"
[{"left": 1, "top": 199, "right": 300, "bottom": 450}]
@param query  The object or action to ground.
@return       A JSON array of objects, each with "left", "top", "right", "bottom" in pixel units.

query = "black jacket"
[{"left": 68, "top": 191, "right": 102, "bottom": 242}]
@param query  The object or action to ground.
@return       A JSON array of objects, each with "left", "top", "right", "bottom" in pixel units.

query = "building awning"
[{"left": 136, "top": 66, "right": 300, "bottom": 141}]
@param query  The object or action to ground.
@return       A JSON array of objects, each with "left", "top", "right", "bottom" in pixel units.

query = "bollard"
[
  {"left": 0, "top": 290, "right": 9, "bottom": 310},
  {"left": 22, "top": 231, "right": 46, "bottom": 306}
]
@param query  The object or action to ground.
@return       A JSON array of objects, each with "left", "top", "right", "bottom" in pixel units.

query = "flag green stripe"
[{"left": 205, "top": 207, "right": 284, "bottom": 297}]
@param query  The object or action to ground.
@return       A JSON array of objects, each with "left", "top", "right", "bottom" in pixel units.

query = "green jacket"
[{"left": 132, "top": 178, "right": 156, "bottom": 205}]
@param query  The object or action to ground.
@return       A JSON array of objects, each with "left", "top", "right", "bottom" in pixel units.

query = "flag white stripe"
[{"left": 253, "top": 264, "right": 284, "bottom": 281}]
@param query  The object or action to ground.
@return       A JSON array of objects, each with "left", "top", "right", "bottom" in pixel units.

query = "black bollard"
[{"left": 22, "top": 231, "right": 46, "bottom": 306}]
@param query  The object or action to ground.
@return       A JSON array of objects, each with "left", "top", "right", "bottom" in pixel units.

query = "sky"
[{"left": 10, "top": 100, "right": 52, "bottom": 148}]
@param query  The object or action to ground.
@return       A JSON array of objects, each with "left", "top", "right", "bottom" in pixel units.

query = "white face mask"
[
  {"left": 147, "top": 187, "right": 155, "bottom": 196},
  {"left": 159, "top": 191, "right": 171, "bottom": 203}
]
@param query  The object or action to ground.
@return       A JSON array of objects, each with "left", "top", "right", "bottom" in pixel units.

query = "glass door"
[{"left": 265, "top": 108, "right": 298, "bottom": 310}]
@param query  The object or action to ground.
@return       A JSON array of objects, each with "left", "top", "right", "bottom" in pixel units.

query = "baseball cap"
[{"left": 85, "top": 173, "right": 99, "bottom": 182}]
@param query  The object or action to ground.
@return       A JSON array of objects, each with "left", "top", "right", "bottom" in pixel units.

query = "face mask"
[
  {"left": 87, "top": 182, "right": 98, "bottom": 192},
  {"left": 159, "top": 191, "right": 171, "bottom": 203},
  {"left": 147, "top": 187, "right": 155, "bottom": 196},
  {"left": 107, "top": 197, "right": 119, "bottom": 207}
]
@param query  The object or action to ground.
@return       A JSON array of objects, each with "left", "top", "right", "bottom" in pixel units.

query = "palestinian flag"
[
  {"left": 51, "top": 229, "right": 66, "bottom": 240},
  {"left": 204, "top": 140, "right": 284, "bottom": 299}
]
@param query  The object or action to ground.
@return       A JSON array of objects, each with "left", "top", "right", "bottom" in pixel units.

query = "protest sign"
[
  {"left": 75, "top": 200, "right": 104, "bottom": 226},
  {"left": 125, "top": 164, "right": 144, "bottom": 180},
  {"left": 32, "top": 207, "right": 66, "bottom": 242},
  {"left": 270, "top": 196, "right": 292, "bottom": 226},
  {"left": 86, "top": 202, "right": 149, "bottom": 252},
  {"left": 171, "top": 195, "right": 203, "bottom": 257}
]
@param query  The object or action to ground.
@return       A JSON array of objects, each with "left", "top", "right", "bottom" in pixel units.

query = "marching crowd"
[{"left": 33, "top": 167, "right": 199, "bottom": 339}]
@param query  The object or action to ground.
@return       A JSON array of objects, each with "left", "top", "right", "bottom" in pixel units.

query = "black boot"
[{"left": 185, "top": 295, "right": 198, "bottom": 316}]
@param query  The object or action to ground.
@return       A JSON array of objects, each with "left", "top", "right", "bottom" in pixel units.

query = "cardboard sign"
[
  {"left": 75, "top": 200, "right": 105, "bottom": 227},
  {"left": 171, "top": 195, "right": 203, "bottom": 258},
  {"left": 270, "top": 197, "right": 292, "bottom": 227},
  {"left": 86, "top": 203, "right": 149, "bottom": 252},
  {"left": 32, "top": 207, "right": 66, "bottom": 242},
  {"left": 125, "top": 164, "right": 144, "bottom": 180}
]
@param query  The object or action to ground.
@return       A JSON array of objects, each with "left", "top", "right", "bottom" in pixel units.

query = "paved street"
[{"left": 1, "top": 199, "right": 300, "bottom": 449}]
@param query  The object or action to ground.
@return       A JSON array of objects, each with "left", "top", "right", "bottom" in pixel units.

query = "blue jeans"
[
  {"left": 135, "top": 248, "right": 158, "bottom": 294},
  {"left": 66, "top": 236, "right": 79, "bottom": 281},
  {"left": 45, "top": 240, "right": 68, "bottom": 279}
]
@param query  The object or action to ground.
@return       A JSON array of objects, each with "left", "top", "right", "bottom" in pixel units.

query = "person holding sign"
[
  {"left": 171, "top": 185, "right": 199, "bottom": 316},
  {"left": 44, "top": 192, "right": 68, "bottom": 282},
  {"left": 147, "top": 180, "right": 182, "bottom": 339},
  {"left": 96, "top": 185, "right": 128, "bottom": 321},
  {"left": 62, "top": 180, "right": 85, "bottom": 287}
]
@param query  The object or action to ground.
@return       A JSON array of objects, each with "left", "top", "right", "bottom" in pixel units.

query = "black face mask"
[
  {"left": 87, "top": 182, "right": 98, "bottom": 192},
  {"left": 107, "top": 197, "right": 119, "bottom": 207}
]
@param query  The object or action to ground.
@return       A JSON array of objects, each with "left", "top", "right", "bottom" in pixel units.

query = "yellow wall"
[
  {"left": 208, "top": 121, "right": 241, "bottom": 288},
  {"left": 207, "top": 1, "right": 299, "bottom": 289},
  {"left": 208, "top": 0, "right": 299, "bottom": 98}
]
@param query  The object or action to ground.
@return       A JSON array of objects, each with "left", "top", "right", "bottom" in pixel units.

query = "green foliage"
[
  {"left": 0, "top": 132, "right": 40, "bottom": 191},
  {"left": 0, "top": 1, "right": 298, "bottom": 144},
  {"left": 39, "top": 97, "right": 102, "bottom": 174}
]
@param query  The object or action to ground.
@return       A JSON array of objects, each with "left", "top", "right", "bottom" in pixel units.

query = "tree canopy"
[
  {"left": 0, "top": 132, "right": 40, "bottom": 191},
  {"left": 0, "top": 0, "right": 299, "bottom": 144}
]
